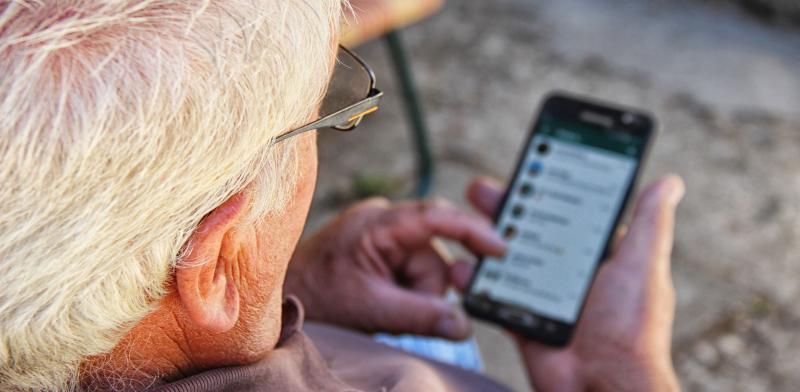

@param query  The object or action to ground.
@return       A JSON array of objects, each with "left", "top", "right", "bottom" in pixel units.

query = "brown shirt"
[{"left": 153, "top": 297, "right": 515, "bottom": 392}]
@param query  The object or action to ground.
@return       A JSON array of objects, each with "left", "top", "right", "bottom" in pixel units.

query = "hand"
[
  {"left": 456, "top": 176, "right": 684, "bottom": 392},
  {"left": 284, "top": 197, "right": 506, "bottom": 340}
]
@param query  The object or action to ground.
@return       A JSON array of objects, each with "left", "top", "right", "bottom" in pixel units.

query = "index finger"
[
  {"left": 371, "top": 199, "right": 507, "bottom": 261},
  {"left": 465, "top": 176, "right": 505, "bottom": 218}
]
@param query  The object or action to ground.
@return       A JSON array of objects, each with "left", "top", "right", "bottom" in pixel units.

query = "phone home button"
[{"left": 498, "top": 308, "right": 538, "bottom": 327}]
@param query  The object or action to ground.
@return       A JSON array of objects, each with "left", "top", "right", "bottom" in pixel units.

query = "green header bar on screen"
[{"left": 538, "top": 116, "right": 644, "bottom": 157}]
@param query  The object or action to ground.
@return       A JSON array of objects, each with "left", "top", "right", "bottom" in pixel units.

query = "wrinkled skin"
[
  {"left": 463, "top": 176, "right": 684, "bottom": 392},
  {"left": 285, "top": 197, "right": 506, "bottom": 340},
  {"left": 286, "top": 174, "right": 684, "bottom": 392}
]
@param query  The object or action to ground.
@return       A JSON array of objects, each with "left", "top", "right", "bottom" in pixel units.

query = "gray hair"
[{"left": 0, "top": 0, "right": 341, "bottom": 390}]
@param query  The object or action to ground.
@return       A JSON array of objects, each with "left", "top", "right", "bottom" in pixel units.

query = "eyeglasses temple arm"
[{"left": 274, "top": 91, "right": 383, "bottom": 143}]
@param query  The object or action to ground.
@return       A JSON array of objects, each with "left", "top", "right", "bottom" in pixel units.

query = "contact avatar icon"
[{"left": 528, "top": 161, "right": 543, "bottom": 177}]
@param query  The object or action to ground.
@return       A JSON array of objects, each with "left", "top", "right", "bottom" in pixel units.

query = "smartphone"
[{"left": 463, "top": 92, "right": 656, "bottom": 346}]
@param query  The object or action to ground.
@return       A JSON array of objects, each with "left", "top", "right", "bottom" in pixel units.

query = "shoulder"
[{"left": 303, "top": 322, "right": 515, "bottom": 392}]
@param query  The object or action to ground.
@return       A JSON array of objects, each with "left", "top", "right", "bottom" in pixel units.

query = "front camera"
[{"left": 621, "top": 113, "right": 637, "bottom": 125}]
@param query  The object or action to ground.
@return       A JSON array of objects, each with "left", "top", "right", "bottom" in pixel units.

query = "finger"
[
  {"left": 611, "top": 224, "right": 628, "bottom": 252},
  {"left": 511, "top": 334, "right": 584, "bottom": 392},
  {"left": 372, "top": 199, "right": 507, "bottom": 264},
  {"left": 450, "top": 260, "right": 474, "bottom": 293},
  {"left": 465, "top": 176, "right": 505, "bottom": 218},
  {"left": 430, "top": 237, "right": 455, "bottom": 265},
  {"left": 372, "top": 283, "right": 472, "bottom": 340},
  {"left": 358, "top": 196, "right": 392, "bottom": 209},
  {"left": 614, "top": 175, "right": 685, "bottom": 273},
  {"left": 403, "top": 246, "right": 451, "bottom": 295}
]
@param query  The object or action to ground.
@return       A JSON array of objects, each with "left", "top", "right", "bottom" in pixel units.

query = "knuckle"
[
  {"left": 424, "top": 197, "right": 453, "bottom": 211},
  {"left": 347, "top": 196, "right": 389, "bottom": 214},
  {"left": 363, "top": 196, "right": 391, "bottom": 208},
  {"left": 415, "top": 198, "right": 456, "bottom": 222},
  {"left": 340, "top": 198, "right": 390, "bottom": 226}
]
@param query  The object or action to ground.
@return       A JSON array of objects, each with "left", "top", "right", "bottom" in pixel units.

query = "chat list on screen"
[{"left": 471, "top": 118, "right": 642, "bottom": 324}]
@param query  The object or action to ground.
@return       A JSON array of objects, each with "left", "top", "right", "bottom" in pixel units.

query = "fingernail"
[
  {"left": 437, "top": 307, "right": 471, "bottom": 340},
  {"left": 663, "top": 175, "right": 686, "bottom": 204},
  {"left": 490, "top": 231, "right": 508, "bottom": 250}
]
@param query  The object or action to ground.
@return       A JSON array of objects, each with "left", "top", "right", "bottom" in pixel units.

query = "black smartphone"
[{"left": 463, "top": 92, "right": 657, "bottom": 346}]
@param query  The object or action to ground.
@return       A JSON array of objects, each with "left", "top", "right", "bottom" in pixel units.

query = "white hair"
[{"left": 0, "top": 0, "right": 341, "bottom": 390}]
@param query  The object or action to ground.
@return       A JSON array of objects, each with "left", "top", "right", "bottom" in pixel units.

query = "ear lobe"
[{"left": 176, "top": 193, "right": 251, "bottom": 333}]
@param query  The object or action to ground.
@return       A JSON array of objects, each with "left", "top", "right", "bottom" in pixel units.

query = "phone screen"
[{"left": 469, "top": 114, "right": 644, "bottom": 325}]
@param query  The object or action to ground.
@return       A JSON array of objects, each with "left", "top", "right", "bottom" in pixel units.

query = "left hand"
[
  {"left": 457, "top": 176, "right": 684, "bottom": 392},
  {"left": 284, "top": 197, "right": 506, "bottom": 340}
]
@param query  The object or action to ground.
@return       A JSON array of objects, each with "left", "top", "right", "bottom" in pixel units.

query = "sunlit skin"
[
  {"left": 82, "top": 34, "right": 340, "bottom": 389},
  {"left": 285, "top": 196, "right": 508, "bottom": 340},
  {"left": 461, "top": 176, "right": 685, "bottom": 392},
  {"left": 81, "top": 132, "right": 319, "bottom": 389}
]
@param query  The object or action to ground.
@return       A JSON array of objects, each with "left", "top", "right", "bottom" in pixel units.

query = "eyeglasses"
[{"left": 275, "top": 46, "right": 383, "bottom": 143}]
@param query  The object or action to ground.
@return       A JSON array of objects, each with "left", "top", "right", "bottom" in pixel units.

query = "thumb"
[
  {"left": 614, "top": 174, "right": 685, "bottom": 274},
  {"left": 372, "top": 283, "right": 472, "bottom": 341},
  {"left": 450, "top": 260, "right": 475, "bottom": 293}
]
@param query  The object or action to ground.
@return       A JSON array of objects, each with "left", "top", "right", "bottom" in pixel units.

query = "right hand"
[
  {"left": 454, "top": 175, "right": 685, "bottom": 392},
  {"left": 284, "top": 197, "right": 505, "bottom": 340}
]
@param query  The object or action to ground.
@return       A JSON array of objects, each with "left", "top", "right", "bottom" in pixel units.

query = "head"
[{"left": 0, "top": 0, "right": 341, "bottom": 390}]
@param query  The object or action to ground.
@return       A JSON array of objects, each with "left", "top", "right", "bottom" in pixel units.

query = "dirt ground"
[{"left": 304, "top": 0, "right": 800, "bottom": 390}]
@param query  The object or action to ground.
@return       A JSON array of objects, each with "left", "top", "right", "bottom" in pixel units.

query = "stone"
[
  {"left": 694, "top": 341, "right": 720, "bottom": 367},
  {"left": 717, "top": 334, "right": 745, "bottom": 357}
]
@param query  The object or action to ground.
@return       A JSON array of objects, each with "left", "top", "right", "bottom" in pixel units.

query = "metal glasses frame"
[{"left": 274, "top": 46, "right": 384, "bottom": 143}]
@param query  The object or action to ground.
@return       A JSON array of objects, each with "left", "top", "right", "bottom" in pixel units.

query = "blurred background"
[{"left": 304, "top": 0, "right": 800, "bottom": 390}]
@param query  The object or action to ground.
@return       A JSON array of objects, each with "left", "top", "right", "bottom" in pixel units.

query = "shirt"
[{"left": 153, "top": 296, "right": 515, "bottom": 392}]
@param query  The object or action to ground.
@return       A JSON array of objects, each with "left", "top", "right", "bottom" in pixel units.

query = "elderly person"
[{"left": 0, "top": 0, "right": 684, "bottom": 391}]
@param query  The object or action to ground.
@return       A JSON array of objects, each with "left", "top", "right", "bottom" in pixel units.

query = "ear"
[{"left": 176, "top": 192, "right": 251, "bottom": 333}]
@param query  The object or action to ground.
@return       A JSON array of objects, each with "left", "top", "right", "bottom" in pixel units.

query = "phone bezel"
[{"left": 463, "top": 92, "right": 658, "bottom": 346}]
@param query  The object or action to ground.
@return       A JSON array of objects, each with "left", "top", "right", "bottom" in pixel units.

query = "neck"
[
  {"left": 80, "top": 293, "right": 197, "bottom": 391},
  {"left": 80, "top": 290, "right": 283, "bottom": 391}
]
